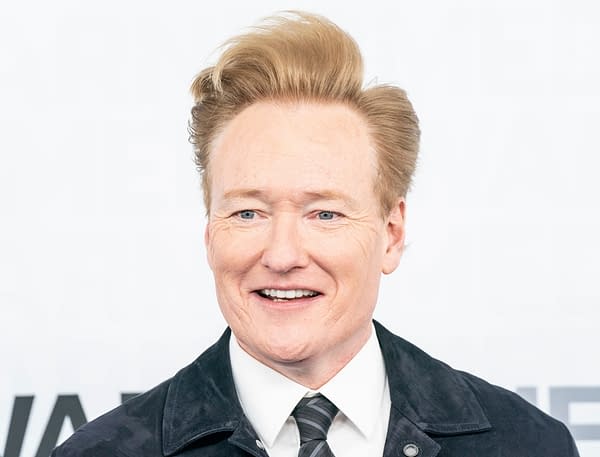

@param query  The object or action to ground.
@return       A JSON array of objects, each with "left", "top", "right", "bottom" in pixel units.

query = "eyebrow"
[{"left": 222, "top": 188, "right": 359, "bottom": 208}]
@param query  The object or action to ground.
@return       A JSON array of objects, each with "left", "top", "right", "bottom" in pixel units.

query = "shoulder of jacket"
[
  {"left": 51, "top": 378, "right": 172, "bottom": 457},
  {"left": 458, "top": 369, "right": 577, "bottom": 448}
]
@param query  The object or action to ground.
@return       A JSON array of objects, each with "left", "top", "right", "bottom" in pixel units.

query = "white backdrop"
[{"left": 1, "top": 1, "right": 598, "bottom": 456}]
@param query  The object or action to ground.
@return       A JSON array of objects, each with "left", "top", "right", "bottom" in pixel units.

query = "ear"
[
  {"left": 204, "top": 223, "right": 213, "bottom": 271},
  {"left": 381, "top": 198, "right": 406, "bottom": 275}
]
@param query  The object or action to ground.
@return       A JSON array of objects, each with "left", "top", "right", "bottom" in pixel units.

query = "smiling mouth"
[{"left": 256, "top": 289, "right": 321, "bottom": 302}]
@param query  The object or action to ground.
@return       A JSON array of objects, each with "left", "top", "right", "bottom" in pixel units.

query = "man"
[{"left": 52, "top": 12, "right": 579, "bottom": 457}]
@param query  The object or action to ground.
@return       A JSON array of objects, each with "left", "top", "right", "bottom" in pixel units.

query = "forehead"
[{"left": 209, "top": 101, "right": 378, "bottom": 204}]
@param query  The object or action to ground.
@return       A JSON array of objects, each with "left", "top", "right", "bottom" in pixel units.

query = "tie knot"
[{"left": 292, "top": 394, "right": 339, "bottom": 444}]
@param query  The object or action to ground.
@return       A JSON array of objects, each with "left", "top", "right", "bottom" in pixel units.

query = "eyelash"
[
  {"left": 316, "top": 210, "right": 339, "bottom": 221},
  {"left": 235, "top": 210, "right": 256, "bottom": 220}
]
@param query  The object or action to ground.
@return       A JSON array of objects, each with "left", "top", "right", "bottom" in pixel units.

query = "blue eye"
[
  {"left": 238, "top": 210, "right": 256, "bottom": 220},
  {"left": 317, "top": 211, "right": 336, "bottom": 220}
]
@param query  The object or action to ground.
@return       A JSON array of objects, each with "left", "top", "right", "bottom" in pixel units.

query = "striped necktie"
[{"left": 292, "top": 394, "right": 338, "bottom": 457}]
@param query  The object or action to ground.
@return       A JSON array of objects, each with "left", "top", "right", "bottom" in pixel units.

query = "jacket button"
[
  {"left": 255, "top": 439, "right": 265, "bottom": 450},
  {"left": 403, "top": 443, "right": 420, "bottom": 457}
]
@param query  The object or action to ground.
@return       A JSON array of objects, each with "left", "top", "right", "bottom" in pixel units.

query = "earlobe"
[{"left": 382, "top": 198, "right": 406, "bottom": 275}]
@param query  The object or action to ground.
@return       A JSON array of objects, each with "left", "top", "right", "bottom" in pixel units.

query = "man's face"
[{"left": 205, "top": 101, "right": 405, "bottom": 376}]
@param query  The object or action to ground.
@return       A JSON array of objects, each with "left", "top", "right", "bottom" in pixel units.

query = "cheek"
[
  {"left": 207, "top": 232, "right": 255, "bottom": 319},
  {"left": 317, "top": 228, "right": 384, "bottom": 311},
  {"left": 207, "top": 224, "right": 260, "bottom": 274},
  {"left": 319, "top": 223, "right": 384, "bottom": 267}
]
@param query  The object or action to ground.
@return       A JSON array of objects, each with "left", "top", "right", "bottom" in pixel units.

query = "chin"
[{"left": 259, "top": 334, "right": 316, "bottom": 365}]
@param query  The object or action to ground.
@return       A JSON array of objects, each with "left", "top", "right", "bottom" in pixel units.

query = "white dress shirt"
[{"left": 229, "top": 323, "right": 391, "bottom": 457}]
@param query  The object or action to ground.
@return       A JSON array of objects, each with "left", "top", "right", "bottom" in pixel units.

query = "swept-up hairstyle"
[{"left": 189, "top": 11, "right": 419, "bottom": 215}]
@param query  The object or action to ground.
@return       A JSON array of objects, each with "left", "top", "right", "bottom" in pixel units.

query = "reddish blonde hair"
[{"left": 189, "top": 12, "right": 419, "bottom": 215}]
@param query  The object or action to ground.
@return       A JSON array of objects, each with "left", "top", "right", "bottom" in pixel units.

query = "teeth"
[
  {"left": 260, "top": 289, "right": 318, "bottom": 299},
  {"left": 285, "top": 290, "right": 295, "bottom": 299}
]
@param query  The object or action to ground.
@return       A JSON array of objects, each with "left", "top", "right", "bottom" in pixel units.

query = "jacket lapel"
[
  {"left": 374, "top": 321, "right": 491, "bottom": 457},
  {"left": 161, "top": 328, "right": 267, "bottom": 457}
]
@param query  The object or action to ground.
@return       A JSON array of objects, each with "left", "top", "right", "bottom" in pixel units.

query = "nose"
[{"left": 260, "top": 215, "right": 309, "bottom": 273}]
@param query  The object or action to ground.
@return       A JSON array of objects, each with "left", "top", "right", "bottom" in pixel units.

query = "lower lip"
[{"left": 252, "top": 292, "right": 322, "bottom": 310}]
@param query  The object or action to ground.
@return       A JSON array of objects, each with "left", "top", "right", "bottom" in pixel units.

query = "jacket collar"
[
  {"left": 162, "top": 322, "right": 491, "bottom": 455},
  {"left": 373, "top": 321, "right": 491, "bottom": 435},
  {"left": 162, "top": 328, "right": 244, "bottom": 456}
]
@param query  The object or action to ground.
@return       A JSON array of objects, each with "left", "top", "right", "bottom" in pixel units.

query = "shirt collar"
[
  {"left": 229, "top": 323, "right": 387, "bottom": 446},
  {"left": 319, "top": 325, "right": 388, "bottom": 439},
  {"left": 229, "top": 334, "right": 306, "bottom": 447}
]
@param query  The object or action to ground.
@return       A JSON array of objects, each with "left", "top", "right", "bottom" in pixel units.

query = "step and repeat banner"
[{"left": 1, "top": 1, "right": 598, "bottom": 456}]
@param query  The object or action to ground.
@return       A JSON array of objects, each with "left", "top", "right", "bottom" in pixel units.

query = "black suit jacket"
[{"left": 51, "top": 321, "right": 579, "bottom": 456}]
